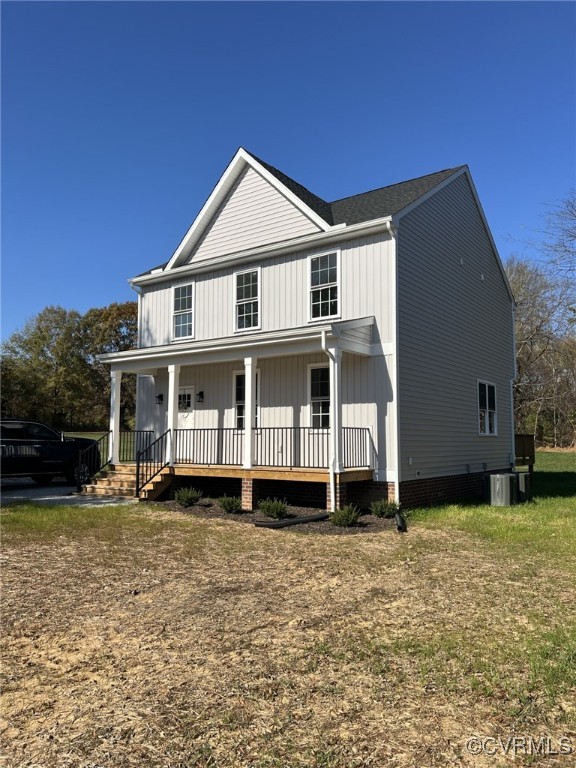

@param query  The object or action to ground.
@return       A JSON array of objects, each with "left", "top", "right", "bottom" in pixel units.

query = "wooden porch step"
[
  {"left": 82, "top": 464, "right": 174, "bottom": 501},
  {"left": 83, "top": 485, "right": 136, "bottom": 498},
  {"left": 140, "top": 468, "right": 174, "bottom": 501},
  {"left": 82, "top": 463, "right": 139, "bottom": 499}
]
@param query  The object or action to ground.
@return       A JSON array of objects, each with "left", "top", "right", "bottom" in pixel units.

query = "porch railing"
[
  {"left": 254, "top": 427, "right": 330, "bottom": 468},
  {"left": 174, "top": 428, "right": 243, "bottom": 465},
  {"left": 171, "top": 426, "right": 373, "bottom": 469},
  {"left": 76, "top": 431, "right": 112, "bottom": 492},
  {"left": 136, "top": 430, "right": 170, "bottom": 497},
  {"left": 342, "top": 427, "right": 373, "bottom": 469},
  {"left": 118, "top": 430, "right": 155, "bottom": 462}
]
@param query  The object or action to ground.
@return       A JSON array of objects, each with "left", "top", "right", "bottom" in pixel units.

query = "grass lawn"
[{"left": 1, "top": 451, "right": 575, "bottom": 767}]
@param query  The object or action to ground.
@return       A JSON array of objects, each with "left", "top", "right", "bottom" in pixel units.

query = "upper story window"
[
  {"left": 173, "top": 283, "right": 194, "bottom": 339},
  {"left": 478, "top": 381, "right": 497, "bottom": 436},
  {"left": 310, "top": 251, "right": 338, "bottom": 320},
  {"left": 235, "top": 269, "right": 260, "bottom": 331},
  {"left": 310, "top": 365, "right": 330, "bottom": 428}
]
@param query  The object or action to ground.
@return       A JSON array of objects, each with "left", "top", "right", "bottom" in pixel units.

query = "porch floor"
[
  {"left": 170, "top": 464, "right": 373, "bottom": 484},
  {"left": 120, "top": 462, "right": 373, "bottom": 484}
]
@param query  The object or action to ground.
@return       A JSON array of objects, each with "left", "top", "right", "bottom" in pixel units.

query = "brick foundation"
[
  {"left": 345, "top": 481, "right": 394, "bottom": 510},
  {"left": 160, "top": 470, "right": 499, "bottom": 512},
  {"left": 241, "top": 478, "right": 255, "bottom": 510},
  {"left": 399, "top": 470, "right": 510, "bottom": 509},
  {"left": 250, "top": 480, "right": 327, "bottom": 509}
]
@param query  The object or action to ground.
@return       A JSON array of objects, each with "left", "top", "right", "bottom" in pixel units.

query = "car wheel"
[
  {"left": 31, "top": 475, "right": 55, "bottom": 485},
  {"left": 67, "top": 463, "right": 91, "bottom": 486}
]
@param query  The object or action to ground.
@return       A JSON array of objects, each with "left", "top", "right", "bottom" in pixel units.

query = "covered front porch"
[{"left": 99, "top": 317, "right": 387, "bottom": 509}]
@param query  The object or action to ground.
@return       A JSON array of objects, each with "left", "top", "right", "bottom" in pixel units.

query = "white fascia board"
[
  {"left": 99, "top": 316, "right": 378, "bottom": 371},
  {"left": 98, "top": 324, "right": 335, "bottom": 366},
  {"left": 132, "top": 214, "right": 394, "bottom": 288},
  {"left": 164, "top": 148, "right": 333, "bottom": 271},
  {"left": 165, "top": 148, "right": 247, "bottom": 271}
]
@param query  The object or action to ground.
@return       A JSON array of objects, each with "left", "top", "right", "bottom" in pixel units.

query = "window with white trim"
[
  {"left": 310, "top": 366, "right": 330, "bottom": 428},
  {"left": 173, "top": 283, "right": 194, "bottom": 339},
  {"left": 478, "top": 381, "right": 497, "bottom": 435},
  {"left": 235, "top": 269, "right": 259, "bottom": 331},
  {"left": 178, "top": 387, "right": 193, "bottom": 412},
  {"left": 234, "top": 372, "right": 259, "bottom": 429},
  {"left": 310, "top": 252, "right": 338, "bottom": 320}
]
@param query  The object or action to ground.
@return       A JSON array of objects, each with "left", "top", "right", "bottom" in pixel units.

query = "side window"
[
  {"left": 310, "top": 252, "right": 338, "bottom": 320},
  {"left": 26, "top": 423, "right": 60, "bottom": 440},
  {"left": 478, "top": 381, "right": 497, "bottom": 435},
  {"left": 235, "top": 269, "right": 260, "bottom": 331},
  {"left": 173, "top": 283, "right": 194, "bottom": 339},
  {"left": 234, "top": 372, "right": 259, "bottom": 429},
  {"left": 310, "top": 366, "right": 330, "bottom": 428}
]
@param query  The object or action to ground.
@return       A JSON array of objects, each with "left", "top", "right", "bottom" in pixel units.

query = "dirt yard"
[{"left": 2, "top": 503, "right": 575, "bottom": 767}]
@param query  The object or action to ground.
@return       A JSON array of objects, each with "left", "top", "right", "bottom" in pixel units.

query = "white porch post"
[
  {"left": 167, "top": 364, "right": 180, "bottom": 465},
  {"left": 109, "top": 370, "right": 122, "bottom": 464},
  {"left": 329, "top": 347, "right": 343, "bottom": 473},
  {"left": 243, "top": 356, "right": 256, "bottom": 469}
]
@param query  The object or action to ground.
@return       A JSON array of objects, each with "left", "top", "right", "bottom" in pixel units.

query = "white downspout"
[
  {"left": 321, "top": 330, "right": 337, "bottom": 512},
  {"left": 387, "top": 220, "right": 401, "bottom": 505}
]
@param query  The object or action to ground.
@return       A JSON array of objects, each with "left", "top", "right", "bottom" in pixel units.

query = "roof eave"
[{"left": 164, "top": 148, "right": 334, "bottom": 272}]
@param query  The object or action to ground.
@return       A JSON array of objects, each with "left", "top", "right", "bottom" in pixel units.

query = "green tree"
[{"left": 1, "top": 301, "right": 137, "bottom": 429}]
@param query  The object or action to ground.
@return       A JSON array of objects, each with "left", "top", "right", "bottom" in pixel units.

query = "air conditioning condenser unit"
[{"left": 490, "top": 473, "right": 517, "bottom": 506}]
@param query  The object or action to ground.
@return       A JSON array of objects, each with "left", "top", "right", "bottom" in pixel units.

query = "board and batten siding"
[
  {"left": 189, "top": 166, "right": 322, "bottom": 263},
  {"left": 397, "top": 173, "right": 515, "bottom": 479},
  {"left": 136, "top": 352, "right": 396, "bottom": 475},
  {"left": 138, "top": 233, "right": 394, "bottom": 347}
]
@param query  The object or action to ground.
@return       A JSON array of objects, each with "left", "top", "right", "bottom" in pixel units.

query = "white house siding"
[
  {"left": 397, "top": 174, "right": 515, "bottom": 480},
  {"left": 189, "top": 166, "right": 322, "bottom": 263},
  {"left": 135, "top": 352, "right": 396, "bottom": 473},
  {"left": 138, "top": 233, "right": 394, "bottom": 347}
]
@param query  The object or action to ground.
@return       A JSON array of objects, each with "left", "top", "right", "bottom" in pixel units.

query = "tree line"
[
  {"left": 1, "top": 195, "right": 574, "bottom": 446},
  {"left": 1, "top": 302, "right": 137, "bottom": 430},
  {"left": 506, "top": 193, "right": 576, "bottom": 448}
]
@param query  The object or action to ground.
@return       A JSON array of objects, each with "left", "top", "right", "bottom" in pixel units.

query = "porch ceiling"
[{"left": 99, "top": 317, "right": 375, "bottom": 374}]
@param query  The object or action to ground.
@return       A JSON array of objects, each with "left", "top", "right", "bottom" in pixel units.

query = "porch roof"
[{"left": 99, "top": 316, "right": 375, "bottom": 374}]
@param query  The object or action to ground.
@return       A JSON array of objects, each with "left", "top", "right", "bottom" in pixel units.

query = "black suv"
[{"left": 0, "top": 420, "right": 100, "bottom": 485}]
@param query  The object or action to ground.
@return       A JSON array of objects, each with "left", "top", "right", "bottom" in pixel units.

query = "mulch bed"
[{"left": 160, "top": 500, "right": 400, "bottom": 535}]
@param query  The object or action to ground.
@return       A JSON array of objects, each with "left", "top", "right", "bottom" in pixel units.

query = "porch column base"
[
  {"left": 326, "top": 478, "right": 347, "bottom": 511},
  {"left": 242, "top": 478, "right": 254, "bottom": 511}
]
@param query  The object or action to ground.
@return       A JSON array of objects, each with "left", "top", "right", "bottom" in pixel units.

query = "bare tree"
[
  {"left": 543, "top": 192, "right": 576, "bottom": 278},
  {"left": 506, "top": 255, "right": 576, "bottom": 446}
]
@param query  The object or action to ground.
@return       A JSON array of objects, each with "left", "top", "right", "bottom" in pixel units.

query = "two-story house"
[{"left": 95, "top": 148, "right": 516, "bottom": 510}]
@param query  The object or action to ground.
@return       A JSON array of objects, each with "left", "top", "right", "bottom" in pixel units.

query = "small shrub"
[
  {"left": 175, "top": 487, "right": 203, "bottom": 508},
  {"left": 370, "top": 498, "right": 399, "bottom": 518},
  {"left": 330, "top": 504, "right": 360, "bottom": 527},
  {"left": 258, "top": 497, "right": 289, "bottom": 520},
  {"left": 219, "top": 495, "right": 243, "bottom": 514}
]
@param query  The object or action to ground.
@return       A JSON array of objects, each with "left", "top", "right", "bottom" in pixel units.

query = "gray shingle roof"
[
  {"left": 247, "top": 151, "right": 335, "bottom": 225},
  {"left": 249, "top": 151, "right": 465, "bottom": 226},
  {"left": 329, "top": 167, "right": 466, "bottom": 225},
  {"left": 138, "top": 155, "right": 466, "bottom": 276}
]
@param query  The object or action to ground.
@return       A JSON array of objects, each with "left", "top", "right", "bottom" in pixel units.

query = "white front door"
[{"left": 178, "top": 386, "right": 195, "bottom": 428}]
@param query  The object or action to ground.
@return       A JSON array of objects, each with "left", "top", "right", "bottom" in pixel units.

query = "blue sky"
[{"left": 2, "top": 1, "right": 575, "bottom": 340}]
